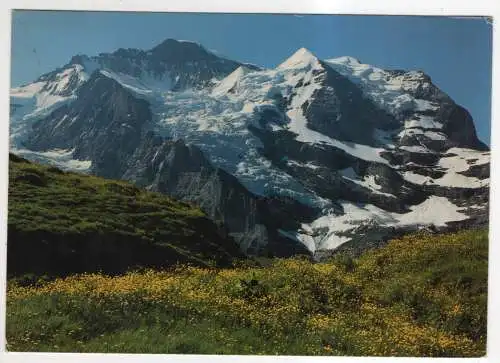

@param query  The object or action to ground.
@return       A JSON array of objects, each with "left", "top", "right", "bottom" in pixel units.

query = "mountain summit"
[
  {"left": 278, "top": 47, "right": 322, "bottom": 70},
  {"left": 10, "top": 41, "right": 489, "bottom": 258},
  {"left": 149, "top": 38, "right": 219, "bottom": 63}
]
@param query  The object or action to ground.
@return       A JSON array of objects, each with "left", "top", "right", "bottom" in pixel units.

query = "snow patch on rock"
[
  {"left": 295, "top": 196, "right": 468, "bottom": 253},
  {"left": 13, "top": 148, "right": 92, "bottom": 172}
]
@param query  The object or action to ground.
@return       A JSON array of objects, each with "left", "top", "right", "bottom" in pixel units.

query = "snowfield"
[{"left": 292, "top": 195, "right": 469, "bottom": 253}]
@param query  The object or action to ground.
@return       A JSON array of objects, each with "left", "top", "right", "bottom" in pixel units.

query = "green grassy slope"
[
  {"left": 6, "top": 228, "right": 488, "bottom": 356},
  {"left": 7, "top": 153, "right": 242, "bottom": 276}
]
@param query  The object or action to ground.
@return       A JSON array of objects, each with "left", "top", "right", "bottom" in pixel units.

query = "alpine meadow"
[{"left": 6, "top": 12, "right": 491, "bottom": 356}]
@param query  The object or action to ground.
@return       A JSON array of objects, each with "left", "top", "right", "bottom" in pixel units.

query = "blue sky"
[{"left": 10, "top": 11, "right": 493, "bottom": 144}]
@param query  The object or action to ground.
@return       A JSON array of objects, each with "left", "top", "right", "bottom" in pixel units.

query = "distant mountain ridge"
[{"left": 10, "top": 38, "right": 490, "bottom": 258}]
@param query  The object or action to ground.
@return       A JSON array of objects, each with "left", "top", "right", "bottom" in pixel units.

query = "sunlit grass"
[{"left": 8, "top": 154, "right": 241, "bottom": 275}]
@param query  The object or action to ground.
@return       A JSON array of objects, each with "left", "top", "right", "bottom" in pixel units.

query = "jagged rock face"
[
  {"left": 25, "top": 71, "right": 152, "bottom": 179},
  {"left": 438, "top": 104, "right": 488, "bottom": 151},
  {"left": 303, "top": 62, "right": 398, "bottom": 145},
  {"left": 68, "top": 39, "right": 250, "bottom": 91},
  {"left": 122, "top": 134, "right": 270, "bottom": 255},
  {"left": 325, "top": 57, "right": 488, "bottom": 153},
  {"left": 122, "top": 133, "right": 312, "bottom": 256},
  {"left": 10, "top": 40, "right": 490, "bottom": 258},
  {"left": 249, "top": 125, "right": 426, "bottom": 215}
]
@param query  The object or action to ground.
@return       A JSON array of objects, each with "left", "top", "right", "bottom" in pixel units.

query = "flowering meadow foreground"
[{"left": 6, "top": 228, "right": 487, "bottom": 356}]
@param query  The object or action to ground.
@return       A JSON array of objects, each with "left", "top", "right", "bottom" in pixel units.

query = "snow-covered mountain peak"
[
  {"left": 9, "top": 40, "right": 490, "bottom": 257},
  {"left": 278, "top": 47, "right": 322, "bottom": 70},
  {"left": 328, "top": 56, "right": 362, "bottom": 66},
  {"left": 212, "top": 65, "right": 256, "bottom": 96},
  {"left": 325, "top": 57, "right": 434, "bottom": 97},
  {"left": 60, "top": 39, "right": 245, "bottom": 93},
  {"left": 324, "top": 56, "right": 451, "bottom": 135}
]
